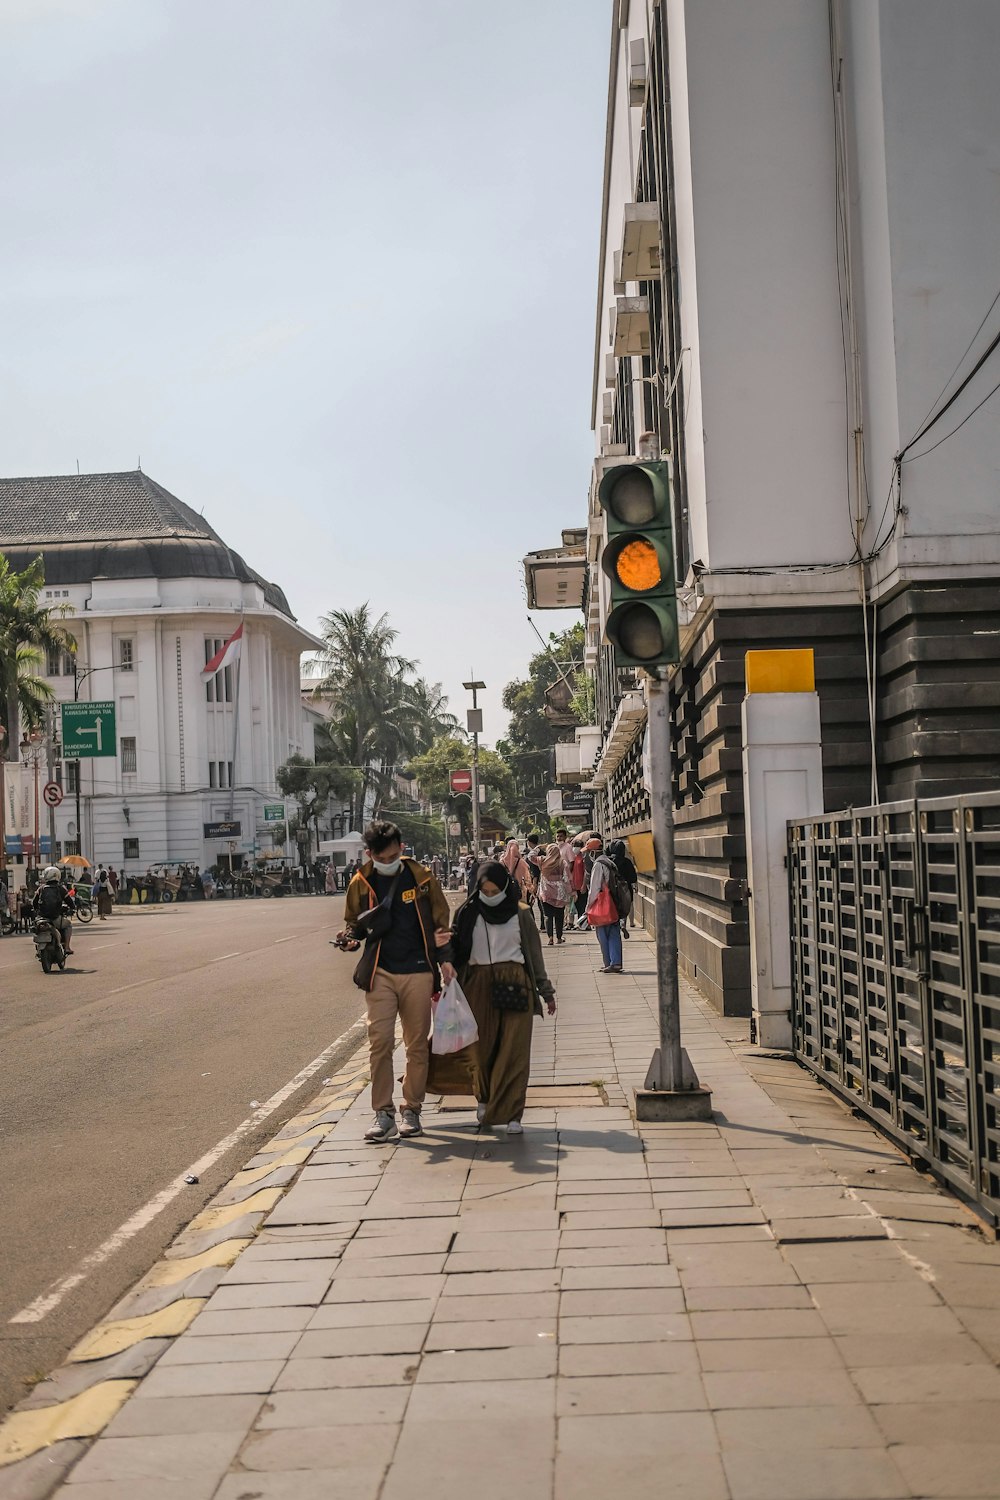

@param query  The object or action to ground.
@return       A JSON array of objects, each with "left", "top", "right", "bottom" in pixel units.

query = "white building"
[
  {"left": 0, "top": 470, "right": 319, "bottom": 876},
  {"left": 527, "top": 1, "right": 1000, "bottom": 1015}
]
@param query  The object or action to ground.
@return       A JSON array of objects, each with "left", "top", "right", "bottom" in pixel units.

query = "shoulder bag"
[{"left": 483, "top": 920, "right": 532, "bottom": 1012}]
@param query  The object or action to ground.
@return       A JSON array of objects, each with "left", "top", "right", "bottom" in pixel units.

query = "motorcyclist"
[{"left": 33, "top": 866, "right": 75, "bottom": 956}]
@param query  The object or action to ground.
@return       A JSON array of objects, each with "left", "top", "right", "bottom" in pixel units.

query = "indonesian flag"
[{"left": 202, "top": 621, "right": 243, "bottom": 679}]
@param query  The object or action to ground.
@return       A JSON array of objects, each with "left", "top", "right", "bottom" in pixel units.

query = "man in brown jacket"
[{"left": 340, "top": 820, "right": 454, "bottom": 1142}]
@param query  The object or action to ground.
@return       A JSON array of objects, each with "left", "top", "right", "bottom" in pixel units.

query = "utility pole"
[{"left": 463, "top": 678, "right": 486, "bottom": 855}]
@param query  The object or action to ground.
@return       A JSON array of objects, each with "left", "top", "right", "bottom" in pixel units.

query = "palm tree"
[
  {"left": 404, "top": 678, "right": 459, "bottom": 753},
  {"left": 314, "top": 604, "right": 417, "bottom": 831},
  {"left": 0, "top": 555, "right": 74, "bottom": 734}
]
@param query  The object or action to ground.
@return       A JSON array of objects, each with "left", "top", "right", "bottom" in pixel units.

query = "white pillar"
[{"left": 741, "top": 691, "right": 823, "bottom": 1050}]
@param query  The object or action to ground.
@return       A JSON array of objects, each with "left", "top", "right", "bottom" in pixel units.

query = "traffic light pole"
[{"left": 636, "top": 670, "right": 713, "bottom": 1120}]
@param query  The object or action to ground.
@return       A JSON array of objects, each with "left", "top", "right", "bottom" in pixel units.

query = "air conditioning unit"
[
  {"left": 601, "top": 390, "right": 615, "bottom": 425},
  {"left": 621, "top": 201, "right": 661, "bottom": 280},
  {"left": 629, "top": 39, "right": 647, "bottom": 106},
  {"left": 604, "top": 353, "right": 617, "bottom": 389},
  {"left": 613, "top": 249, "right": 626, "bottom": 297},
  {"left": 611, "top": 296, "right": 651, "bottom": 358}
]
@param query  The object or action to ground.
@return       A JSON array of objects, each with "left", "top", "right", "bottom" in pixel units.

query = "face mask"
[
  {"left": 373, "top": 858, "right": 402, "bottom": 877},
  {"left": 479, "top": 889, "right": 508, "bottom": 907}
]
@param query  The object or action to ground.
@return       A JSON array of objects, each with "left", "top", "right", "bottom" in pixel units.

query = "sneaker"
[
  {"left": 364, "top": 1110, "right": 399, "bottom": 1143},
  {"left": 399, "top": 1108, "right": 423, "bottom": 1138},
  {"left": 506, "top": 1120, "right": 523, "bottom": 1136},
  {"left": 476, "top": 1102, "right": 487, "bottom": 1123}
]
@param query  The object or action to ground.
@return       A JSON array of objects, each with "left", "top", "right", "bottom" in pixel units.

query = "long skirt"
[
  {"left": 461, "top": 961, "right": 535, "bottom": 1126},
  {"left": 97, "top": 890, "right": 113, "bottom": 917}
]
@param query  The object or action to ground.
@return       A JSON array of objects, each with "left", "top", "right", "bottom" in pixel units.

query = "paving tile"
[
  {"left": 273, "top": 1354, "right": 419, "bottom": 1389},
  {"left": 135, "top": 1360, "right": 284, "bottom": 1398},
  {"left": 661, "top": 1206, "right": 767, "bottom": 1228},
  {"left": 417, "top": 1346, "right": 557, "bottom": 1383},
  {"left": 556, "top": 1246, "right": 669, "bottom": 1268},
  {"left": 256, "top": 1387, "right": 410, "bottom": 1428},
  {"left": 328, "top": 1254, "right": 448, "bottom": 1278},
  {"left": 703, "top": 1367, "right": 861, "bottom": 1408},
  {"left": 438, "top": 1269, "right": 560, "bottom": 1296},
  {"left": 715, "top": 1403, "right": 883, "bottom": 1449},
  {"left": 559, "top": 1265, "right": 679, "bottom": 1290},
  {"left": 187, "top": 1307, "right": 315, "bottom": 1337},
  {"left": 215, "top": 1472, "right": 385, "bottom": 1500},
  {"left": 555, "top": 1413, "right": 727, "bottom": 1500},
  {"left": 558, "top": 1342, "right": 700, "bottom": 1376},
  {"left": 690, "top": 1308, "right": 827, "bottom": 1340},
  {"left": 239, "top": 1420, "right": 399, "bottom": 1471},
  {"left": 157, "top": 1331, "right": 300, "bottom": 1365},
  {"left": 559, "top": 1288, "right": 684, "bottom": 1316},
  {"left": 0, "top": 1440, "right": 89, "bottom": 1500},
  {"left": 59, "top": 1481, "right": 219, "bottom": 1500},
  {"left": 557, "top": 1373, "right": 706, "bottom": 1415},
  {"left": 683, "top": 1285, "right": 813, "bottom": 1311},
  {"left": 339, "top": 1230, "right": 455, "bottom": 1260},
  {"left": 382, "top": 1417, "right": 554, "bottom": 1500},
  {"left": 891, "top": 1444, "right": 1000, "bottom": 1499},
  {"left": 720, "top": 1444, "right": 911, "bottom": 1500},
  {"left": 449, "top": 1230, "right": 560, "bottom": 1252},
  {"left": 670, "top": 1247, "right": 796, "bottom": 1287},
  {"left": 432, "top": 1292, "right": 559, "bottom": 1323},
  {"left": 293, "top": 1324, "right": 425, "bottom": 1358},
  {"left": 873, "top": 1399, "right": 1000, "bottom": 1446},
  {"left": 103, "top": 1393, "right": 265, "bottom": 1438},
  {"left": 64, "top": 1430, "right": 243, "bottom": 1485},
  {"left": 323, "top": 1274, "right": 445, "bottom": 1302},
  {"left": 442, "top": 1250, "right": 557, "bottom": 1273},
  {"left": 667, "top": 1224, "right": 775, "bottom": 1245},
  {"left": 307, "top": 1298, "right": 436, "bottom": 1329},
  {"left": 697, "top": 1337, "right": 847, "bottom": 1372},
  {"left": 850, "top": 1362, "right": 1000, "bottom": 1403},
  {"left": 424, "top": 1317, "right": 557, "bottom": 1350},
  {"left": 405, "top": 1378, "right": 555, "bottom": 1421},
  {"left": 205, "top": 1280, "right": 332, "bottom": 1310},
  {"left": 559, "top": 1312, "right": 691, "bottom": 1344},
  {"left": 770, "top": 1215, "right": 887, "bottom": 1242},
  {"left": 559, "top": 1210, "right": 662, "bottom": 1230},
  {"left": 835, "top": 1333, "right": 992, "bottom": 1369}
]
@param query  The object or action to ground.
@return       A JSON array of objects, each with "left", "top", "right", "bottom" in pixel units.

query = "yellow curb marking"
[
  {"left": 0, "top": 1381, "right": 137, "bottom": 1467},
  {"left": 257, "top": 1129, "right": 329, "bottom": 1157},
  {"left": 67, "top": 1300, "right": 206, "bottom": 1363},
  {"left": 140, "top": 1240, "right": 251, "bottom": 1288},
  {"left": 233, "top": 1146, "right": 313, "bottom": 1186},
  {"left": 188, "top": 1189, "right": 283, "bottom": 1234}
]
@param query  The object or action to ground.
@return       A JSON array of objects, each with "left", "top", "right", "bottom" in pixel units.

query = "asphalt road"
[{"left": 0, "top": 892, "right": 365, "bottom": 1416}]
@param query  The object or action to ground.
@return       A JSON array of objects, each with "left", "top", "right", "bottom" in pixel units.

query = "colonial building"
[
  {"left": 527, "top": 1, "right": 1000, "bottom": 1016},
  {"left": 0, "top": 470, "right": 319, "bottom": 874}
]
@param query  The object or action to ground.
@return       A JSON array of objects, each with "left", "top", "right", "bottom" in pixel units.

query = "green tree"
[
  {"left": 501, "top": 623, "right": 586, "bottom": 831},
  {"left": 406, "top": 735, "right": 515, "bottom": 843},
  {"left": 0, "top": 556, "right": 76, "bottom": 865},
  {"left": 276, "top": 754, "right": 360, "bottom": 852}
]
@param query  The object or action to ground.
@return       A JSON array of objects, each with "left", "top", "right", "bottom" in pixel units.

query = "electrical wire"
[
  {"left": 900, "top": 323, "right": 1000, "bottom": 458},
  {"left": 900, "top": 371, "right": 1000, "bottom": 465},
  {"left": 910, "top": 282, "right": 1000, "bottom": 439}
]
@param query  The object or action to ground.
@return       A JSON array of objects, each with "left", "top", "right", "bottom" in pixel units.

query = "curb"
[{"left": 0, "top": 1047, "right": 372, "bottom": 1495}]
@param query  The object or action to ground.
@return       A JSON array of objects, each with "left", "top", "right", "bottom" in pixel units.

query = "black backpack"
[{"left": 37, "top": 884, "right": 65, "bottom": 920}]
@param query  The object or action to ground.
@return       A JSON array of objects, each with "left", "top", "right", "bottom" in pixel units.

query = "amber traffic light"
[{"left": 597, "top": 460, "right": 679, "bottom": 669}]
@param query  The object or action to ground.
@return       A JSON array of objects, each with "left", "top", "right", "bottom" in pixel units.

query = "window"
[
  {"left": 46, "top": 648, "right": 63, "bottom": 676},
  {"left": 66, "top": 761, "right": 80, "bottom": 793},
  {"left": 120, "top": 737, "right": 137, "bottom": 773},
  {"left": 204, "top": 639, "right": 233, "bottom": 703},
  {"left": 209, "top": 762, "right": 217, "bottom": 788},
  {"left": 118, "top": 639, "right": 134, "bottom": 672},
  {"left": 123, "top": 837, "right": 139, "bottom": 861}
]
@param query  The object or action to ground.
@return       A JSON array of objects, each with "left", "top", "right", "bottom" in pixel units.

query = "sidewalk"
[{"left": 9, "top": 928, "right": 1000, "bottom": 1499}]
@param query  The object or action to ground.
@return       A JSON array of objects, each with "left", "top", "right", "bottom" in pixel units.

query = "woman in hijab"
[
  {"left": 538, "top": 843, "right": 569, "bottom": 945},
  {"left": 501, "top": 838, "right": 534, "bottom": 901},
  {"left": 451, "top": 861, "right": 556, "bottom": 1133},
  {"left": 606, "top": 839, "right": 638, "bottom": 938}
]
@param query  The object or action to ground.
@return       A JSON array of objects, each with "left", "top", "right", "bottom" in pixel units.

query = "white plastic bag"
[{"left": 432, "top": 977, "right": 479, "bottom": 1055}]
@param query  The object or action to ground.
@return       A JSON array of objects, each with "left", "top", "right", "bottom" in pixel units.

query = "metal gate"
[{"left": 789, "top": 793, "right": 1000, "bottom": 1223}]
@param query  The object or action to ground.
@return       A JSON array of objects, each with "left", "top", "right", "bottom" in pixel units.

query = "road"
[{"left": 0, "top": 893, "right": 364, "bottom": 1417}]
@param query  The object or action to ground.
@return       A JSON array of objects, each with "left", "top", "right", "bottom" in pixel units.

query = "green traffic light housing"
[{"left": 597, "top": 458, "right": 680, "bottom": 670}]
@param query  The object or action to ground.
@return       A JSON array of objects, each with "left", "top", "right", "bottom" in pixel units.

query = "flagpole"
[{"left": 229, "top": 615, "right": 244, "bottom": 820}]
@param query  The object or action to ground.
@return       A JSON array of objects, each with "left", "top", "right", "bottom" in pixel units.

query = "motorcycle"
[{"left": 34, "top": 917, "right": 67, "bottom": 974}]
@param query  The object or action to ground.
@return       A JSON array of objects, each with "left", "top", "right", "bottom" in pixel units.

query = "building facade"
[
  {"left": 530, "top": 1, "right": 1000, "bottom": 1016},
  {"left": 0, "top": 471, "right": 318, "bottom": 876}
]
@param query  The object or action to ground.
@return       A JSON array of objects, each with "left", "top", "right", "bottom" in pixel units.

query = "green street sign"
[
  {"left": 61, "top": 700, "right": 117, "bottom": 758},
  {"left": 263, "top": 804, "right": 285, "bottom": 822}
]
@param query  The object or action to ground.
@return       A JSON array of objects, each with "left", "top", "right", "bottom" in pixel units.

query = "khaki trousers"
[{"left": 366, "top": 969, "right": 435, "bottom": 1114}]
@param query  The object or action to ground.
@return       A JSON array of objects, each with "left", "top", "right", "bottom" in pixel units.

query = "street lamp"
[
  {"left": 20, "top": 728, "right": 45, "bottom": 870},
  {"left": 463, "top": 678, "right": 486, "bottom": 854},
  {"left": 0, "top": 723, "right": 7, "bottom": 873},
  {"left": 71, "top": 661, "right": 119, "bottom": 861}
]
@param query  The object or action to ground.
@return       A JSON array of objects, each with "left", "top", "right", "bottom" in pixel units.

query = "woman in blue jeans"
[{"left": 586, "top": 839, "right": 623, "bottom": 972}]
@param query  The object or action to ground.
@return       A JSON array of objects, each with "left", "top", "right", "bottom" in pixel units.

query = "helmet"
[
  {"left": 584, "top": 838, "right": 603, "bottom": 852},
  {"left": 42, "top": 865, "right": 62, "bottom": 882}
]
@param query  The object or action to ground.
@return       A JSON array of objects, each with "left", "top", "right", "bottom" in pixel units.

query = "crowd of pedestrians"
[{"left": 339, "top": 818, "right": 639, "bottom": 1144}]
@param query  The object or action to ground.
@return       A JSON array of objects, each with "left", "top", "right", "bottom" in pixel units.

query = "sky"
[{"left": 1, "top": 0, "right": 608, "bottom": 744}]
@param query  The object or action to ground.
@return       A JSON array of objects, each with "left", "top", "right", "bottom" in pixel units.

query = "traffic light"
[{"left": 598, "top": 459, "right": 679, "bottom": 669}]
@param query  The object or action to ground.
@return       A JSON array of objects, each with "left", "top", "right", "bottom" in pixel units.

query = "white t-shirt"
[{"left": 470, "top": 913, "right": 525, "bottom": 966}]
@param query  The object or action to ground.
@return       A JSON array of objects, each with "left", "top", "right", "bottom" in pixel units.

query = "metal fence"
[{"left": 788, "top": 793, "right": 1000, "bottom": 1224}]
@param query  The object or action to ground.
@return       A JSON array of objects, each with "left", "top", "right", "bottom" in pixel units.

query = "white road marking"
[
  {"left": 273, "top": 935, "right": 298, "bottom": 944},
  {"left": 211, "top": 951, "right": 243, "bottom": 962},
  {"left": 91, "top": 942, "right": 124, "bottom": 951},
  {"left": 8, "top": 1015, "right": 367, "bottom": 1325}
]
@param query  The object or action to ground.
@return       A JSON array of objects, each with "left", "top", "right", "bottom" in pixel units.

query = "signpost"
[
  {"left": 263, "top": 804, "right": 284, "bottom": 821},
  {"left": 61, "top": 702, "right": 117, "bottom": 759},
  {"left": 43, "top": 782, "right": 63, "bottom": 809}
]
